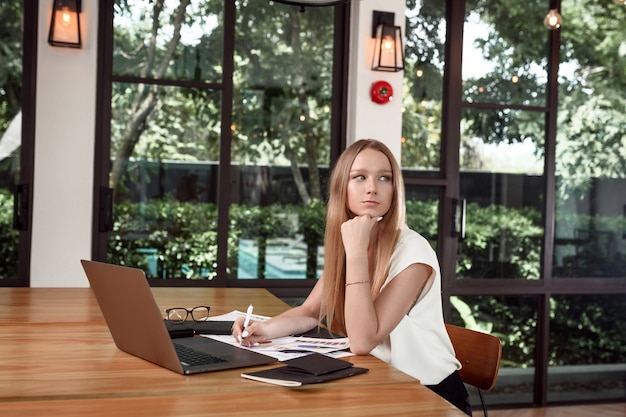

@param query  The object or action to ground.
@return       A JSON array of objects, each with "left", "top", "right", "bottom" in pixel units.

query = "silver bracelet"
[{"left": 345, "top": 281, "right": 370, "bottom": 286}]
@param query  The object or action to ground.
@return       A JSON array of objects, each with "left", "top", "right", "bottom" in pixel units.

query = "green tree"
[
  {"left": 231, "top": 4, "right": 334, "bottom": 204},
  {"left": 110, "top": 0, "right": 193, "bottom": 194},
  {"left": 457, "top": 0, "right": 625, "bottom": 198},
  {"left": 402, "top": 0, "right": 446, "bottom": 168},
  {"left": 0, "top": 0, "right": 22, "bottom": 132},
  {"left": 0, "top": 190, "right": 18, "bottom": 277},
  {"left": 555, "top": 0, "right": 626, "bottom": 197},
  {"left": 0, "top": 1, "right": 23, "bottom": 280},
  {"left": 107, "top": 2, "right": 335, "bottom": 280},
  {"left": 110, "top": 1, "right": 333, "bottom": 205}
]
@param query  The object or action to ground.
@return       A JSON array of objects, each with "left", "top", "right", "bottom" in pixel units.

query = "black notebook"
[
  {"left": 164, "top": 320, "right": 235, "bottom": 338},
  {"left": 241, "top": 353, "right": 368, "bottom": 387}
]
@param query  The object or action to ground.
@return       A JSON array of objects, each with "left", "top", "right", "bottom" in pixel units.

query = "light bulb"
[
  {"left": 382, "top": 35, "right": 395, "bottom": 52},
  {"left": 61, "top": 6, "right": 72, "bottom": 28},
  {"left": 544, "top": 9, "right": 562, "bottom": 30}
]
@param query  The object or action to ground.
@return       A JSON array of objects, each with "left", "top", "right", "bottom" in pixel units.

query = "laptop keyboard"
[{"left": 174, "top": 343, "right": 228, "bottom": 367}]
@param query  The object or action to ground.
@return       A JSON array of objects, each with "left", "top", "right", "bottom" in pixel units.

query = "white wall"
[
  {"left": 30, "top": 1, "right": 405, "bottom": 287},
  {"left": 348, "top": 0, "right": 405, "bottom": 162},
  {"left": 31, "top": 2, "right": 98, "bottom": 287}
]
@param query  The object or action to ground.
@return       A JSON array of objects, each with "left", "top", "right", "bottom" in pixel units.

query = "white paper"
[
  {"left": 202, "top": 310, "right": 353, "bottom": 361},
  {"left": 208, "top": 309, "right": 271, "bottom": 323}
]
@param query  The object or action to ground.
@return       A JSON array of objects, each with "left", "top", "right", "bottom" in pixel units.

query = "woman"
[{"left": 233, "top": 139, "right": 471, "bottom": 415}]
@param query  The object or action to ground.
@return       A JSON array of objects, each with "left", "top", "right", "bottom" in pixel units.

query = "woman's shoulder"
[
  {"left": 391, "top": 225, "right": 437, "bottom": 263},
  {"left": 386, "top": 225, "right": 440, "bottom": 285},
  {"left": 397, "top": 224, "right": 432, "bottom": 248}
]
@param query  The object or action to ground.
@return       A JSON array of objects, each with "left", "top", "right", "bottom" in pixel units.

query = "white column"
[
  {"left": 30, "top": 1, "right": 98, "bottom": 287},
  {"left": 347, "top": 0, "right": 405, "bottom": 163}
]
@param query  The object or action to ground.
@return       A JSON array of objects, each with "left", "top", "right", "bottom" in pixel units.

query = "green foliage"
[
  {"left": 556, "top": 90, "right": 626, "bottom": 198},
  {"left": 404, "top": 0, "right": 446, "bottom": 103},
  {"left": 229, "top": 204, "right": 295, "bottom": 279},
  {"left": 297, "top": 198, "right": 326, "bottom": 279},
  {"left": 405, "top": 199, "right": 439, "bottom": 245},
  {"left": 402, "top": 1, "right": 446, "bottom": 169},
  {"left": 108, "top": 197, "right": 221, "bottom": 279},
  {"left": 458, "top": 203, "right": 543, "bottom": 279},
  {"left": 406, "top": 199, "right": 545, "bottom": 280},
  {"left": 109, "top": 199, "right": 447, "bottom": 282},
  {"left": 560, "top": 0, "right": 626, "bottom": 90},
  {"left": 0, "top": 189, "right": 18, "bottom": 277},
  {"left": 106, "top": 198, "right": 542, "bottom": 283},
  {"left": 0, "top": 1, "right": 22, "bottom": 132},
  {"left": 109, "top": 199, "right": 316, "bottom": 280},
  {"left": 450, "top": 295, "right": 539, "bottom": 368},
  {"left": 452, "top": 292, "right": 626, "bottom": 368},
  {"left": 229, "top": 4, "right": 334, "bottom": 203},
  {"left": 110, "top": 2, "right": 333, "bottom": 204},
  {"left": 230, "top": 204, "right": 293, "bottom": 240},
  {"left": 549, "top": 295, "right": 626, "bottom": 365},
  {"left": 400, "top": 98, "right": 442, "bottom": 169},
  {"left": 403, "top": 0, "right": 626, "bottom": 199}
]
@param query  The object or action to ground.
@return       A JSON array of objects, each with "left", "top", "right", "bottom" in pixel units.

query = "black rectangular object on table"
[
  {"left": 164, "top": 320, "right": 235, "bottom": 337},
  {"left": 241, "top": 352, "right": 368, "bottom": 387}
]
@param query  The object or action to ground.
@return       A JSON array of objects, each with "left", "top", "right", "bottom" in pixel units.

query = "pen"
[{"left": 241, "top": 304, "right": 254, "bottom": 340}]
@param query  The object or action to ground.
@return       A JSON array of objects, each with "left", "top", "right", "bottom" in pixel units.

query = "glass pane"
[
  {"left": 449, "top": 296, "right": 538, "bottom": 407},
  {"left": 404, "top": 185, "right": 440, "bottom": 251},
  {"left": 229, "top": 4, "right": 333, "bottom": 280},
  {"left": 0, "top": 1, "right": 22, "bottom": 280},
  {"left": 462, "top": 1, "right": 548, "bottom": 106},
  {"left": 458, "top": 108, "right": 545, "bottom": 279},
  {"left": 107, "top": 83, "right": 222, "bottom": 279},
  {"left": 402, "top": 0, "right": 446, "bottom": 171},
  {"left": 548, "top": 295, "right": 626, "bottom": 402},
  {"left": 112, "top": 0, "right": 223, "bottom": 83},
  {"left": 552, "top": 1, "right": 626, "bottom": 279}
]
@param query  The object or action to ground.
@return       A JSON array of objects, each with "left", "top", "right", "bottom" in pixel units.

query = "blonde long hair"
[{"left": 321, "top": 139, "right": 406, "bottom": 334}]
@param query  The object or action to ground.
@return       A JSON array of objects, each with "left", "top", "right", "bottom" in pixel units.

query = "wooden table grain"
[{"left": 0, "top": 288, "right": 466, "bottom": 417}]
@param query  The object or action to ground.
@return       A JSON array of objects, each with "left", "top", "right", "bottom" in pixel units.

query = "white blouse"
[{"left": 369, "top": 225, "right": 461, "bottom": 385}]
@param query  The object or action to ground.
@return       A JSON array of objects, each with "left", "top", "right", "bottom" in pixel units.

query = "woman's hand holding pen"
[
  {"left": 232, "top": 305, "right": 320, "bottom": 347},
  {"left": 231, "top": 317, "right": 269, "bottom": 347}
]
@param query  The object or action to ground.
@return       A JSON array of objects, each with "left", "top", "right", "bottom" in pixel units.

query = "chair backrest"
[{"left": 445, "top": 324, "right": 502, "bottom": 391}]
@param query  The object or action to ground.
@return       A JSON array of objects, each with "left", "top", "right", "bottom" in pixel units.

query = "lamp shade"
[
  {"left": 371, "top": 24, "right": 404, "bottom": 72},
  {"left": 48, "top": 0, "right": 82, "bottom": 48}
]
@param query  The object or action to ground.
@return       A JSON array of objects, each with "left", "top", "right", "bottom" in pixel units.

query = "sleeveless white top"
[{"left": 369, "top": 225, "right": 461, "bottom": 385}]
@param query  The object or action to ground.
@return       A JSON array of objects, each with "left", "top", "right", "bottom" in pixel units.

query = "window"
[
  {"left": 99, "top": 1, "right": 346, "bottom": 296},
  {"left": 93, "top": 0, "right": 626, "bottom": 407},
  {"left": 403, "top": 0, "right": 626, "bottom": 407},
  {"left": 0, "top": 0, "right": 33, "bottom": 286}
]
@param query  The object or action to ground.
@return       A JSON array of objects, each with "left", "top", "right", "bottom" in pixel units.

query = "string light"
[{"left": 544, "top": 9, "right": 562, "bottom": 30}]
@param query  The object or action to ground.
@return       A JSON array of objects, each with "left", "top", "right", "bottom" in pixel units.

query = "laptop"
[{"left": 80, "top": 259, "right": 276, "bottom": 375}]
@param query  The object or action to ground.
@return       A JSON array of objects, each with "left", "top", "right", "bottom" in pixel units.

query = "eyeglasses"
[{"left": 165, "top": 306, "right": 211, "bottom": 324}]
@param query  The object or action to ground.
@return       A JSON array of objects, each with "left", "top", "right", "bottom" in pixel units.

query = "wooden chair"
[{"left": 445, "top": 324, "right": 502, "bottom": 417}]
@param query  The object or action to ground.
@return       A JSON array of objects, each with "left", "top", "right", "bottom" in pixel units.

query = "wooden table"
[{"left": 0, "top": 288, "right": 466, "bottom": 416}]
